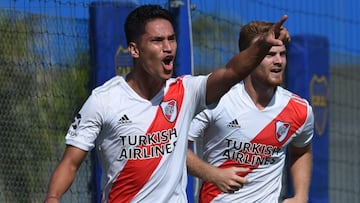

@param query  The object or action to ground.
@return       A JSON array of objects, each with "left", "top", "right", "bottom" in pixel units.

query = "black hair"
[{"left": 124, "top": 4, "right": 174, "bottom": 45}]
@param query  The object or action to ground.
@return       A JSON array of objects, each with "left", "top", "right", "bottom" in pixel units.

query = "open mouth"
[
  {"left": 270, "top": 68, "right": 282, "bottom": 73},
  {"left": 163, "top": 56, "right": 173, "bottom": 65},
  {"left": 162, "top": 56, "right": 174, "bottom": 71}
]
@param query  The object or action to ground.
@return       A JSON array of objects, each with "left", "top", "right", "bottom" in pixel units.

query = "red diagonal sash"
[
  {"left": 108, "top": 79, "right": 185, "bottom": 203},
  {"left": 200, "top": 98, "right": 308, "bottom": 203}
]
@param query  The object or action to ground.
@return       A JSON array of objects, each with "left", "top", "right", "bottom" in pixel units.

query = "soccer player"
[
  {"left": 44, "top": 5, "right": 290, "bottom": 203},
  {"left": 187, "top": 21, "right": 313, "bottom": 203}
]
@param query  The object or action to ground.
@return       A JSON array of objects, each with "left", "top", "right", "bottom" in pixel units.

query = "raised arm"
[{"left": 206, "top": 15, "right": 290, "bottom": 104}]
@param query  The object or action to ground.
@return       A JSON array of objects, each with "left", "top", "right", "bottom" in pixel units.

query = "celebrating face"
[
  {"left": 131, "top": 18, "right": 177, "bottom": 81},
  {"left": 251, "top": 45, "right": 287, "bottom": 87}
]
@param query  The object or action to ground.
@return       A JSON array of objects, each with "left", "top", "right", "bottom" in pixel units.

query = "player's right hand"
[{"left": 209, "top": 167, "right": 249, "bottom": 193}]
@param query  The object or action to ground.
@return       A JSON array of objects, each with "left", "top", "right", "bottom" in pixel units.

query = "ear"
[{"left": 128, "top": 42, "right": 139, "bottom": 58}]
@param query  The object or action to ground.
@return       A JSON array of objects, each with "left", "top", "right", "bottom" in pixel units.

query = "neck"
[
  {"left": 126, "top": 72, "right": 165, "bottom": 100},
  {"left": 244, "top": 81, "right": 276, "bottom": 110}
]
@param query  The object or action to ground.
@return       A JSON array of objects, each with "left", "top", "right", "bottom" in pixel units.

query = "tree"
[{"left": 0, "top": 11, "right": 90, "bottom": 202}]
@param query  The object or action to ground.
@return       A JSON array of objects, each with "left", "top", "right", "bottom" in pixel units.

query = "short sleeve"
[
  {"left": 291, "top": 104, "right": 314, "bottom": 147},
  {"left": 65, "top": 92, "right": 104, "bottom": 151},
  {"left": 188, "top": 109, "right": 212, "bottom": 142}
]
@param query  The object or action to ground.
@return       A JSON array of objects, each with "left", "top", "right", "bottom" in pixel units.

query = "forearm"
[
  {"left": 187, "top": 149, "right": 249, "bottom": 193},
  {"left": 226, "top": 38, "right": 272, "bottom": 82},
  {"left": 186, "top": 149, "right": 218, "bottom": 182},
  {"left": 46, "top": 161, "right": 78, "bottom": 199},
  {"left": 226, "top": 15, "right": 289, "bottom": 83},
  {"left": 289, "top": 145, "right": 312, "bottom": 202},
  {"left": 206, "top": 15, "right": 289, "bottom": 104},
  {"left": 206, "top": 38, "right": 272, "bottom": 104},
  {"left": 45, "top": 146, "right": 86, "bottom": 202}
]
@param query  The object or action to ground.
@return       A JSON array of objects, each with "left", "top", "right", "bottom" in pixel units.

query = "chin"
[
  {"left": 162, "top": 72, "right": 173, "bottom": 80},
  {"left": 268, "top": 80, "right": 282, "bottom": 87},
  {"left": 164, "top": 70, "right": 173, "bottom": 76}
]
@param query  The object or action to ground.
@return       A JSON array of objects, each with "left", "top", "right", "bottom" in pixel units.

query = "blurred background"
[{"left": 0, "top": 0, "right": 359, "bottom": 202}]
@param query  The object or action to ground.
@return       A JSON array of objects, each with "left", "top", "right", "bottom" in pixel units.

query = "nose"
[
  {"left": 274, "top": 53, "right": 283, "bottom": 65},
  {"left": 163, "top": 40, "right": 173, "bottom": 53}
]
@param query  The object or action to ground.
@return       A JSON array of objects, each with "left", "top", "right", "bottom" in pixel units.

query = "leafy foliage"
[{"left": 0, "top": 11, "right": 90, "bottom": 202}]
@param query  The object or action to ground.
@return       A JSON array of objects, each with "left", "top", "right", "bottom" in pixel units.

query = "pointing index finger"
[
  {"left": 276, "top": 15, "right": 288, "bottom": 29},
  {"left": 273, "top": 15, "right": 288, "bottom": 38}
]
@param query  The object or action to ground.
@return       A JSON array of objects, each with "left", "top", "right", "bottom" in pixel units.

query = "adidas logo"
[
  {"left": 119, "top": 114, "right": 132, "bottom": 124},
  {"left": 227, "top": 119, "right": 240, "bottom": 128}
]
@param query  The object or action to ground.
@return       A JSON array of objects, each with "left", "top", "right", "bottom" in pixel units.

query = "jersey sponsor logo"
[
  {"left": 117, "top": 128, "right": 178, "bottom": 160},
  {"left": 118, "top": 114, "right": 132, "bottom": 124},
  {"left": 160, "top": 99, "right": 177, "bottom": 123},
  {"left": 275, "top": 121, "right": 290, "bottom": 142},
  {"left": 227, "top": 119, "right": 241, "bottom": 128},
  {"left": 223, "top": 139, "right": 280, "bottom": 166}
]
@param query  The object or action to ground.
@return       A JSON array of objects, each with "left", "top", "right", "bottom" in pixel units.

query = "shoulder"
[
  {"left": 177, "top": 74, "right": 208, "bottom": 84},
  {"left": 84, "top": 76, "right": 125, "bottom": 108},
  {"left": 203, "top": 83, "right": 242, "bottom": 113},
  {"left": 170, "top": 74, "right": 209, "bottom": 97},
  {"left": 217, "top": 82, "right": 243, "bottom": 103},
  {"left": 92, "top": 76, "right": 124, "bottom": 95},
  {"left": 277, "top": 87, "right": 313, "bottom": 122},
  {"left": 277, "top": 86, "right": 311, "bottom": 107}
]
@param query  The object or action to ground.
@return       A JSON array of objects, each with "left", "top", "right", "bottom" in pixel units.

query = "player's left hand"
[{"left": 265, "top": 15, "right": 291, "bottom": 46}]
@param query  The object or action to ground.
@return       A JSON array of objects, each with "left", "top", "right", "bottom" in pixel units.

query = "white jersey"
[
  {"left": 65, "top": 75, "right": 209, "bottom": 203},
  {"left": 188, "top": 82, "right": 314, "bottom": 203}
]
